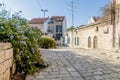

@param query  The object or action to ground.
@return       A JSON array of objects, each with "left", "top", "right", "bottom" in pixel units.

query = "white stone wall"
[
  {"left": 62, "top": 18, "right": 67, "bottom": 38},
  {"left": 116, "top": 0, "right": 120, "bottom": 4},
  {"left": 77, "top": 26, "right": 97, "bottom": 49},
  {"left": 65, "top": 31, "right": 73, "bottom": 47},
  {"left": 98, "top": 25, "right": 113, "bottom": 50},
  {"left": 66, "top": 22, "right": 116, "bottom": 50},
  {"left": 43, "top": 21, "right": 49, "bottom": 33}
]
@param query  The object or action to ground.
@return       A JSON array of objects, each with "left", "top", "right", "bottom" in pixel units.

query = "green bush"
[
  {"left": 0, "top": 9, "right": 46, "bottom": 74},
  {"left": 39, "top": 36, "right": 56, "bottom": 49}
]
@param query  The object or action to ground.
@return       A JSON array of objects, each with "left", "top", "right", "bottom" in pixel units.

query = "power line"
[
  {"left": 41, "top": 9, "right": 48, "bottom": 18},
  {"left": 71, "top": 1, "right": 74, "bottom": 27},
  {"left": 66, "top": 0, "right": 79, "bottom": 27},
  {"left": 67, "top": 0, "right": 75, "bottom": 27},
  {"left": 67, "top": 0, "right": 77, "bottom": 47},
  {"left": 37, "top": 0, "right": 42, "bottom": 11}
]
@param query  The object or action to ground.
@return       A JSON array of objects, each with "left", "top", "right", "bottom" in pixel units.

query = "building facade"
[
  {"left": 29, "top": 16, "right": 66, "bottom": 45},
  {"left": 47, "top": 16, "right": 66, "bottom": 40},
  {"left": 65, "top": 0, "right": 120, "bottom": 50},
  {"left": 65, "top": 19, "right": 118, "bottom": 50},
  {"left": 29, "top": 18, "right": 49, "bottom": 34}
]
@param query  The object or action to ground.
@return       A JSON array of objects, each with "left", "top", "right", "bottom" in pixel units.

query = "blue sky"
[{"left": 2, "top": 0, "right": 111, "bottom": 28}]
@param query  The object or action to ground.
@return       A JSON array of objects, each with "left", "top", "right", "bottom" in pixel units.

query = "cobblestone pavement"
[{"left": 26, "top": 48, "right": 120, "bottom": 80}]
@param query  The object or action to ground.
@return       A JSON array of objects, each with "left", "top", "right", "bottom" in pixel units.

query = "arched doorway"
[
  {"left": 93, "top": 36, "right": 97, "bottom": 48},
  {"left": 88, "top": 36, "right": 91, "bottom": 48}
]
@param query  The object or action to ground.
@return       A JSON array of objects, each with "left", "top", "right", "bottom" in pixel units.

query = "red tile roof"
[
  {"left": 51, "top": 16, "right": 65, "bottom": 21},
  {"left": 93, "top": 16, "right": 101, "bottom": 22},
  {"left": 29, "top": 18, "right": 48, "bottom": 24}
]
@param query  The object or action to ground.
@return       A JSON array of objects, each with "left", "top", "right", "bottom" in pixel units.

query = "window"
[
  {"left": 52, "top": 27, "right": 54, "bottom": 32},
  {"left": 104, "top": 27, "right": 109, "bottom": 34},
  {"left": 74, "top": 37, "right": 76, "bottom": 45},
  {"left": 88, "top": 36, "right": 91, "bottom": 48},
  {"left": 93, "top": 36, "right": 98, "bottom": 48},
  {"left": 56, "top": 33, "right": 62, "bottom": 40},
  {"left": 67, "top": 37, "right": 70, "bottom": 44},
  {"left": 77, "top": 37, "right": 79, "bottom": 46},
  {"left": 76, "top": 31, "right": 78, "bottom": 34},
  {"left": 56, "top": 25, "right": 62, "bottom": 32},
  {"left": 74, "top": 37, "right": 79, "bottom": 46},
  {"left": 48, "top": 27, "right": 53, "bottom": 33},
  {"left": 57, "top": 18, "right": 59, "bottom": 20},
  {"left": 60, "top": 18, "right": 62, "bottom": 20},
  {"left": 96, "top": 26, "right": 99, "bottom": 32}
]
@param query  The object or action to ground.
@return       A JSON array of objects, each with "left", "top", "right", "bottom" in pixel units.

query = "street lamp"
[
  {"left": 41, "top": 9, "right": 48, "bottom": 35},
  {"left": 41, "top": 9, "right": 48, "bottom": 19}
]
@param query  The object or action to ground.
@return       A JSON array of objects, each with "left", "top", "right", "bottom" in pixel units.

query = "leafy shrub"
[
  {"left": 39, "top": 36, "right": 56, "bottom": 49},
  {"left": 0, "top": 9, "right": 46, "bottom": 74}
]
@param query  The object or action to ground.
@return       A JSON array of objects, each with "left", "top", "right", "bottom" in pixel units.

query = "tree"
[
  {"left": 101, "top": 3, "right": 112, "bottom": 18},
  {"left": 0, "top": 7, "right": 46, "bottom": 76},
  {"left": 67, "top": 26, "right": 75, "bottom": 31},
  {"left": 101, "top": 1, "right": 119, "bottom": 22}
]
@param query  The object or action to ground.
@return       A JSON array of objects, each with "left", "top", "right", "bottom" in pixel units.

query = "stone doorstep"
[
  {"left": 105, "top": 52, "right": 120, "bottom": 61},
  {"left": 95, "top": 49, "right": 120, "bottom": 61}
]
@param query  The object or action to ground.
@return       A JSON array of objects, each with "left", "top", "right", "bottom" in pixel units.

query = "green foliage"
[
  {"left": 67, "top": 26, "right": 75, "bottom": 31},
  {"left": 39, "top": 36, "right": 56, "bottom": 49},
  {"left": 0, "top": 10, "right": 46, "bottom": 74}
]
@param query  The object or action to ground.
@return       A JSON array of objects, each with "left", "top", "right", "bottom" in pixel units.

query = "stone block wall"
[{"left": 0, "top": 43, "right": 13, "bottom": 80}]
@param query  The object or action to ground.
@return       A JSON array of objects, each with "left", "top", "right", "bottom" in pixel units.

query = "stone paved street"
[{"left": 26, "top": 48, "right": 120, "bottom": 80}]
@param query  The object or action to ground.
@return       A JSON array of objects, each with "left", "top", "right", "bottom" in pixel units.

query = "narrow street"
[{"left": 26, "top": 48, "right": 120, "bottom": 80}]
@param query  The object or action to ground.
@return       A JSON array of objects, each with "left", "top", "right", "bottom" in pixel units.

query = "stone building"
[{"left": 65, "top": 0, "right": 120, "bottom": 51}]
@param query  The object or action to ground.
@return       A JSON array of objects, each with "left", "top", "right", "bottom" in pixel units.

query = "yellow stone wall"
[{"left": 0, "top": 43, "right": 13, "bottom": 80}]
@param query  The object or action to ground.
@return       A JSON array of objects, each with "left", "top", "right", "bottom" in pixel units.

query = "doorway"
[{"left": 93, "top": 36, "right": 97, "bottom": 48}]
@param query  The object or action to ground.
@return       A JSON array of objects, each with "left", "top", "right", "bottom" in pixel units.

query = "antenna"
[
  {"left": 71, "top": 1, "right": 74, "bottom": 27},
  {"left": 67, "top": 0, "right": 76, "bottom": 47},
  {"left": 67, "top": 0, "right": 75, "bottom": 27}
]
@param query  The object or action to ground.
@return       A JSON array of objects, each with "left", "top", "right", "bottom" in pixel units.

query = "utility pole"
[
  {"left": 67, "top": 0, "right": 76, "bottom": 47},
  {"left": 41, "top": 9, "right": 48, "bottom": 20},
  {"left": 68, "top": 0, "right": 75, "bottom": 47},
  {"left": 41, "top": 9, "right": 48, "bottom": 35},
  {"left": 71, "top": 1, "right": 74, "bottom": 27},
  {"left": 71, "top": 1, "right": 74, "bottom": 47},
  {"left": 67, "top": 1, "right": 75, "bottom": 27},
  {"left": 111, "top": 0, "right": 116, "bottom": 47}
]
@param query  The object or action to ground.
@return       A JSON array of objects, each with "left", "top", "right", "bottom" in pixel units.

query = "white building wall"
[
  {"left": 65, "top": 31, "right": 73, "bottom": 47},
  {"left": 29, "top": 24, "right": 44, "bottom": 32},
  {"left": 62, "top": 18, "right": 67, "bottom": 38},
  {"left": 43, "top": 19, "right": 49, "bottom": 33}
]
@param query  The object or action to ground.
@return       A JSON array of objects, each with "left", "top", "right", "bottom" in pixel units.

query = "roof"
[
  {"left": 51, "top": 16, "right": 65, "bottom": 21},
  {"left": 77, "top": 19, "right": 111, "bottom": 30},
  {"left": 29, "top": 18, "right": 48, "bottom": 24},
  {"left": 93, "top": 16, "right": 101, "bottom": 22}
]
